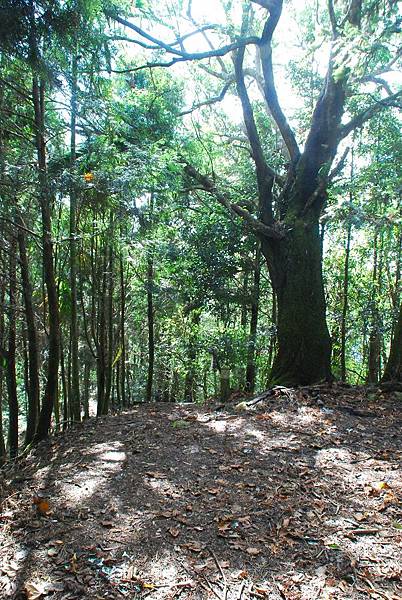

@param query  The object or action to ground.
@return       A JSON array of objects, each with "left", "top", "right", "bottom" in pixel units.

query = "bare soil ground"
[{"left": 0, "top": 385, "right": 401, "bottom": 600}]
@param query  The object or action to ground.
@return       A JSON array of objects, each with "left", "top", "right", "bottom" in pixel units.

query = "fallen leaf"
[
  {"left": 32, "top": 497, "right": 50, "bottom": 516},
  {"left": 168, "top": 527, "right": 180, "bottom": 538},
  {"left": 24, "top": 581, "right": 47, "bottom": 600},
  {"left": 100, "top": 520, "right": 114, "bottom": 528},
  {"left": 246, "top": 547, "right": 261, "bottom": 556},
  {"left": 182, "top": 541, "right": 204, "bottom": 553},
  {"left": 236, "top": 570, "right": 249, "bottom": 579}
]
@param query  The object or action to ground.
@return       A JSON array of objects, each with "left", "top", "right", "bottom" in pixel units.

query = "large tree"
[{"left": 109, "top": 0, "right": 401, "bottom": 384}]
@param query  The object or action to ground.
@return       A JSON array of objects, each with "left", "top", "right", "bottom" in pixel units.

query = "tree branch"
[
  {"left": 327, "top": 0, "right": 338, "bottom": 38},
  {"left": 184, "top": 164, "right": 284, "bottom": 239},
  {"left": 235, "top": 29, "right": 275, "bottom": 223},
  {"left": 340, "top": 90, "right": 402, "bottom": 139},
  {"left": 258, "top": 1, "right": 301, "bottom": 162},
  {"left": 108, "top": 13, "right": 260, "bottom": 62},
  {"left": 179, "top": 80, "right": 234, "bottom": 115}
]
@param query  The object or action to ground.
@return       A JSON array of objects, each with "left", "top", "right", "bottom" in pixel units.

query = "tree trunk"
[
  {"left": 104, "top": 226, "right": 114, "bottom": 413},
  {"left": 18, "top": 224, "right": 40, "bottom": 445},
  {"left": 96, "top": 240, "right": 107, "bottom": 415},
  {"left": 184, "top": 310, "right": 200, "bottom": 402},
  {"left": 340, "top": 221, "right": 352, "bottom": 382},
  {"left": 145, "top": 252, "right": 154, "bottom": 403},
  {"left": 83, "top": 356, "right": 90, "bottom": 419},
  {"left": 32, "top": 76, "right": 60, "bottom": 441},
  {"left": 60, "top": 339, "right": 69, "bottom": 430},
  {"left": 7, "top": 235, "right": 18, "bottom": 457},
  {"left": 119, "top": 252, "right": 127, "bottom": 407},
  {"left": 245, "top": 245, "right": 260, "bottom": 393},
  {"left": 382, "top": 302, "right": 402, "bottom": 382},
  {"left": 262, "top": 220, "right": 332, "bottom": 386},
  {"left": 0, "top": 277, "right": 7, "bottom": 461},
  {"left": 69, "top": 52, "right": 81, "bottom": 423}
]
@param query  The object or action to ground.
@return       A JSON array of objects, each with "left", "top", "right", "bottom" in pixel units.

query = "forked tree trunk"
[{"left": 262, "top": 220, "right": 332, "bottom": 385}]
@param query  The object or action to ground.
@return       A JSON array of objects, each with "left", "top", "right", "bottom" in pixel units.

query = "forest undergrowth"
[{"left": 0, "top": 385, "right": 401, "bottom": 600}]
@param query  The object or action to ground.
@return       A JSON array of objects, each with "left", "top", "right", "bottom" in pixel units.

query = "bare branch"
[
  {"left": 361, "top": 76, "right": 394, "bottom": 96},
  {"left": 0, "top": 216, "right": 41, "bottom": 240},
  {"left": 184, "top": 164, "right": 284, "bottom": 239},
  {"left": 179, "top": 80, "right": 233, "bottom": 116},
  {"left": 329, "top": 146, "right": 350, "bottom": 181},
  {"left": 340, "top": 90, "right": 402, "bottom": 139},
  {"left": 108, "top": 13, "right": 260, "bottom": 62}
]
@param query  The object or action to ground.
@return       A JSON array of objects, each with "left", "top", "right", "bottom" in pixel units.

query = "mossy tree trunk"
[{"left": 261, "top": 219, "right": 332, "bottom": 385}]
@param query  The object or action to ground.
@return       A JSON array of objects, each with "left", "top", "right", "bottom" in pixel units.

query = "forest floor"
[{"left": 0, "top": 386, "right": 401, "bottom": 600}]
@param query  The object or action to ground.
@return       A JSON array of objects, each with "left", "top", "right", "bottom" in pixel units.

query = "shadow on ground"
[{"left": 1, "top": 385, "right": 401, "bottom": 599}]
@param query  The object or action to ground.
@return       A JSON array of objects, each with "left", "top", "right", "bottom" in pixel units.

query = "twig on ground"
[{"left": 208, "top": 547, "right": 228, "bottom": 600}]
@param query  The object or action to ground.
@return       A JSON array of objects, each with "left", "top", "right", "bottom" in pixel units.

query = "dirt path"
[{"left": 1, "top": 387, "right": 401, "bottom": 599}]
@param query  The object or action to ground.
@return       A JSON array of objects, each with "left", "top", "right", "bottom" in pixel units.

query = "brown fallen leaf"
[
  {"left": 24, "top": 581, "right": 47, "bottom": 600},
  {"left": 32, "top": 497, "right": 50, "bottom": 516},
  {"left": 182, "top": 541, "right": 204, "bottom": 552},
  {"left": 168, "top": 527, "right": 180, "bottom": 538},
  {"left": 256, "top": 414, "right": 272, "bottom": 421},
  {"left": 236, "top": 570, "right": 249, "bottom": 579},
  {"left": 100, "top": 520, "right": 114, "bottom": 528}
]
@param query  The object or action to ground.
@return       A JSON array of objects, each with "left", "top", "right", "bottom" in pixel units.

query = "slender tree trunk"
[
  {"left": 96, "top": 242, "right": 107, "bottom": 415},
  {"left": 367, "top": 228, "right": 380, "bottom": 383},
  {"left": 119, "top": 253, "right": 127, "bottom": 407},
  {"left": 245, "top": 245, "right": 260, "bottom": 392},
  {"left": 60, "top": 339, "right": 69, "bottom": 430},
  {"left": 32, "top": 76, "right": 60, "bottom": 441},
  {"left": 184, "top": 310, "right": 200, "bottom": 402},
  {"left": 340, "top": 221, "right": 352, "bottom": 382},
  {"left": 7, "top": 235, "right": 18, "bottom": 457},
  {"left": 69, "top": 52, "right": 80, "bottom": 423},
  {"left": 104, "top": 226, "right": 114, "bottom": 413},
  {"left": 82, "top": 355, "right": 90, "bottom": 419},
  {"left": 145, "top": 252, "right": 154, "bottom": 403},
  {"left": 18, "top": 224, "right": 40, "bottom": 445},
  {"left": 0, "top": 277, "right": 7, "bottom": 461}
]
